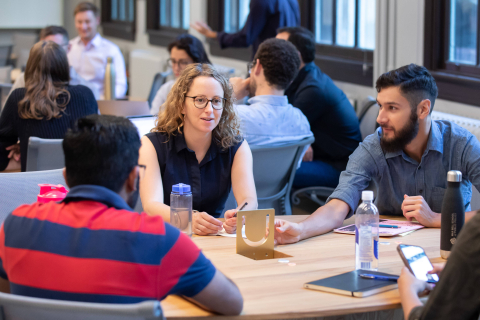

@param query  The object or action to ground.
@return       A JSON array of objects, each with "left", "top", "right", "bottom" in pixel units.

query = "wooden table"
[{"left": 162, "top": 215, "right": 442, "bottom": 319}]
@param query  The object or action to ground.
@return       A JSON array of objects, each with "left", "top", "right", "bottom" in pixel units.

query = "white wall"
[{"left": 0, "top": 0, "right": 63, "bottom": 29}]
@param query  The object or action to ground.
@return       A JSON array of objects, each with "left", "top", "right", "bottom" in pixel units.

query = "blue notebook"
[{"left": 304, "top": 270, "right": 398, "bottom": 297}]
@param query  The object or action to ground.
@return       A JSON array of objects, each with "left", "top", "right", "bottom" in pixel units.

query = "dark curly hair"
[
  {"left": 277, "top": 26, "right": 316, "bottom": 64},
  {"left": 253, "top": 38, "right": 300, "bottom": 90},
  {"left": 168, "top": 34, "right": 211, "bottom": 64},
  {"left": 376, "top": 64, "right": 438, "bottom": 114}
]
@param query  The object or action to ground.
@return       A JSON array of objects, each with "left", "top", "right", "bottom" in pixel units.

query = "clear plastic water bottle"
[
  {"left": 355, "top": 191, "right": 379, "bottom": 270},
  {"left": 170, "top": 183, "right": 192, "bottom": 237}
]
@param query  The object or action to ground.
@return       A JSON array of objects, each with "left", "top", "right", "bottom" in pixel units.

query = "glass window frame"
[
  {"left": 146, "top": 0, "right": 190, "bottom": 47},
  {"left": 207, "top": 0, "right": 251, "bottom": 61},
  {"left": 424, "top": 0, "right": 480, "bottom": 106},
  {"left": 101, "top": 0, "right": 136, "bottom": 41},
  {"left": 300, "top": 0, "right": 374, "bottom": 87}
]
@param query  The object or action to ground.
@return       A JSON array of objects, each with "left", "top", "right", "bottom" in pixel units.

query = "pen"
[
  {"left": 233, "top": 202, "right": 248, "bottom": 218},
  {"left": 359, "top": 274, "right": 398, "bottom": 281},
  {"left": 379, "top": 224, "right": 399, "bottom": 228}
]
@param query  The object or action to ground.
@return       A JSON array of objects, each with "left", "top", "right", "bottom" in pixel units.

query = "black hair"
[
  {"left": 40, "top": 26, "right": 69, "bottom": 45},
  {"left": 63, "top": 115, "right": 141, "bottom": 192},
  {"left": 168, "top": 34, "right": 211, "bottom": 64},
  {"left": 375, "top": 64, "right": 438, "bottom": 114},
  {"left": 253, "top": 38, "right": 301, "bottom": 90},
  {"left": 277, "top": 26, "right": 315, "bottom": 64}
]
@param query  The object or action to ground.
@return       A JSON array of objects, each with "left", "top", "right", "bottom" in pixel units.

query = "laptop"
[{"left": 98, "top": 100, "right": 150, "bottom": 117}]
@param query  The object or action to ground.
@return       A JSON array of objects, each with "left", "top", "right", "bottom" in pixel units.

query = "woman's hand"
[
  {"left": 193, "top": 211, "right": 223, "bottom": 235},
  {"left": 398, "top": 267, "right": 434, "bottom": 296},
  {"left": 6, "top": 143, "right": 20, "bottom": 162},
  {"left": 223, "top": 209, "right": 238, "bottom": 234},
  {"left": 428, "top": 263, "right": 445, "bottom": 277}
]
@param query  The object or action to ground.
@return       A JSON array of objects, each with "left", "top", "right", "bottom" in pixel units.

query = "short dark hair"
[
  {"left": 74, "top": 2, "right": 99, "bottom": 17},
  {"left": 63, "top": 115, "right": 141, "bottom": 192},
  {"left": 375, "top": 64, "right": 438, "bottom": 114},
  {"left": 253, "top": 38, "right": 301, "bottom": 90},
  {"left": 277, "top": 26, "right": 316, "bottom": 64},
  {"left": 39, "top": 26, "right": 69, "bottom": 45},
  {"left": 168, "top": 34, "right": 211, "bottom": 64}
]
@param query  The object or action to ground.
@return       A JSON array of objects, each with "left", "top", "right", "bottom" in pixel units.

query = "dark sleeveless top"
[{"left": 146, "top": 131, "right": 243, "bottom": 217}]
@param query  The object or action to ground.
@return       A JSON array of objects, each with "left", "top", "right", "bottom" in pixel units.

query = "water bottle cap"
[
  {"left": 447, "top": 170, "right": 462, "bottom": 182},
  {"left": 37, "top": 184, "right": 68, "bottom": 204},
  {"left": 172, "top": 183, "right": 191, "bottom": 195},
  {"left": 362, "top": 190, "right": 374, "bottom": 201}
]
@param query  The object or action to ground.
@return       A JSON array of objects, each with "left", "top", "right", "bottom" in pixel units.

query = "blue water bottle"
[{"left": 170, "top": 183, "right": 192, "bottom": 237}]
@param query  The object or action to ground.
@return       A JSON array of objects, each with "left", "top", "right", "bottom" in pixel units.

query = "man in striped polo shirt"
[{"left": 0, "top": 115, "right": 243, "bottom": 315}]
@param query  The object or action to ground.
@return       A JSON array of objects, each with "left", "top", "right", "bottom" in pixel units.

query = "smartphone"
[{"left": 397, "top": 244, "right": 439, "bottom": 283}]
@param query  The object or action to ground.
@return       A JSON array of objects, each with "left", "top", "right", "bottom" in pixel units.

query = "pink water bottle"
[{"left": 37, "top": 184, "right": 68, "bottom": 204}]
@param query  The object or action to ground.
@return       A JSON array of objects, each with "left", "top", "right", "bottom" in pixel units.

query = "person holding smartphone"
[{"left": 397, "top": 212, "right": 480, "bottom": 320}]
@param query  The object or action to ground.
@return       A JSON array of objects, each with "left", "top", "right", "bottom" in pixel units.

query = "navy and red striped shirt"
[{"left": 0, "top": 185, "right": 216, "bottom": 303}]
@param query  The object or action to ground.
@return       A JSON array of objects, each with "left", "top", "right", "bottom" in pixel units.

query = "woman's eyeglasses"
[
  {"left": 167, "top": 59, "right": 190, "bottom": 68},
  {"left": 185, "top": 95, "right": 225, "bottom": 110}
]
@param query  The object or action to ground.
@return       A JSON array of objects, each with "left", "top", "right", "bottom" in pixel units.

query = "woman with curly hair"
[{"left": 139, "top": 63, "right": 257, "bottom": 235}]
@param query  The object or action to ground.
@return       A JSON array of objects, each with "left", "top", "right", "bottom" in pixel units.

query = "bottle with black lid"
[{"left": 440, "top": 170, "right": 465, "bottom": 259}]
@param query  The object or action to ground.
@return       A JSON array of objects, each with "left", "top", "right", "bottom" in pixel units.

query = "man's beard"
[
  {"left": 380, "top": 110, "right": 419, "bottom": 153},
  {"left": 249, "top": 77, "right": 257, "bottom": 97}
]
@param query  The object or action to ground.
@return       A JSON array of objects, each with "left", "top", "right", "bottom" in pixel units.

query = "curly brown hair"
[{"left": 151, "top": 63, "right": 242, "bottom": 149}]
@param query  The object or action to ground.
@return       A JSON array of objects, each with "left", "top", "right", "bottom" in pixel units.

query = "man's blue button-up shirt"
[{"left": 328, "top": 120, "right": 480, "bottom": 218}]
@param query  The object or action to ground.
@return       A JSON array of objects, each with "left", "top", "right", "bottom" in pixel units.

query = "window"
[
  {"left": 425, "top": 0, "right": 480, "bottom": 106},
  {"left": 101, "top": 0, "right": 136, "bottom": 41},
  {"left": 159, "top": 0, "right": 190, "bottom": 30},
  {"left": 302, "top": 0, "right": 375, "bottom": 86},
  {"left": 146, "top": 0, "right": 190, "bottom": 47},
  {"left": 207, "top": 0, "right": 252, "bottom": 61},
  {"left": 224, "top": 0, "right": 250, "bottom": 33}
]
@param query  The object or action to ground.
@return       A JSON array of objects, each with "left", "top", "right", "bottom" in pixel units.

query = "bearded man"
[{"left": 273, "top": 64, "right": 480, "bottom": 245}]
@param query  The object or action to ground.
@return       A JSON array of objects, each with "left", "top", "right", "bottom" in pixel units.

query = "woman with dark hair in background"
[
  {"left": 150, "top": 34, "right": 211, "bottom": 115},
  {"left": 0, "top": 41, "right": 98, "bottom": 172}
]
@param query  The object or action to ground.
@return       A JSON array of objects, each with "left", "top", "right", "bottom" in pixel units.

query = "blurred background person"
[
  {"left": 276, "top": 27, "right": 362, "bottom": 189},
  {"left": 192, "top": 0, "right": 300, "bottom": 59},
  {"left": 0, "top": 41, "right": 98, "bottom": 172},
  {"left": 68, "top": 2, "right": 127, "bottom": 99},
  {"left": 151, "top": 34, "right": 211, "bottom": 115},
  {"left": 7, "top": 25, "right": 99, "bottom": 100}
]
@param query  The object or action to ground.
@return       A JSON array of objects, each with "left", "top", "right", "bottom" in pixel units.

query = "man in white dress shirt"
[
  {"left": 230, "top": 38, "right": 312, "bottom": 163},
  {"left": 67, "top": 2, "right": 127, "bottom": 99}
]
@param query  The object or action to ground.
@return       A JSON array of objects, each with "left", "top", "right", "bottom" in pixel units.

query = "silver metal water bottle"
[
  {"left": 440, "top": 170, "right": 465, "bottom": 259},
  {"left": 104, "top": 56, "right": 116, "bottom": 100}
]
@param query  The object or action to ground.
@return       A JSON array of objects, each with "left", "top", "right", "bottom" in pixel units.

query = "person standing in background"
[
  {"left": 67, "top": 2, "right": 127, "bottom": 99},
  {"left": 192, "top": 0, "right": 300, "bottom": 58}
]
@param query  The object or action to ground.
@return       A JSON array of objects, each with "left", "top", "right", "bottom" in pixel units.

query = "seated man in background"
[
  {"left": 274, "top": 64, "right": 480, "bottom": 245},
  {"left": 398, "top": 211, "right": 480, "bottom": 320},
  {"left": 0, "top": 115, "right": 243, "bottom": 315},
  {"left": 231, "top": 38, "right": 312, "bottom": 151},
  {"left": 276, "top": 27, "right": 362, "bottom": 188},
  {"left": 68, "top": 2, "right": 127, "bottom": 99},
  {"left": 8, "top": 25, "right": 99, "bottom": 100}
]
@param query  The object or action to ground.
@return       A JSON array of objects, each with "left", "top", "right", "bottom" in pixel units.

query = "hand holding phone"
[{"left": 397, "top": 244, "right": 439, "bottom": 283}]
